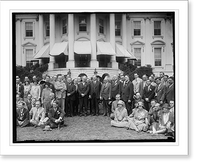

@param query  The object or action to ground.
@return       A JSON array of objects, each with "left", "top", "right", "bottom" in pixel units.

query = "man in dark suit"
[
  {"left": 16, "top": 102, "right": 29, "bottom": 127},
  {"left": 78, "top": 76, "right": 90, "bottom": 116},
  {"left": 143, "top": 79, "right": 156, "bottom": 111},
  {"left": 89, "top": 75, "right": 101, "bottom": 116},
  {"left": 100, "top": 77, "right": 111, "bottom": 116},
  {"left": 16, "top": 78, "right": 24, "bottom": 98},
  {"left": 47, "top": 101, "right": 65, "bottom": 129},
  {"left": 154, "top": 77, "right": 166, "bottom": 104},
  {"left": 65, "top": 77, "right": 76, "bottom": 117},
  {"left": 165, "top": 77, "right": 175, "bottom": 103},
  {"left": 24, "top": 94, "right": 32, "bottom": 111},
  {"left": 139, "top": 74, "right": 148, "bottom": 99},
  {"left": 120, "top": 75, "right": 133, "bottom": 115}
]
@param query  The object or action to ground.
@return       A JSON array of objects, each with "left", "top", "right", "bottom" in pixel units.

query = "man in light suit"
[
  {"left": 100, "top": 77, "right": 111, "bottom": 116},
  {"left": 120, "top": 75, "right": 133, "bottom": 115},
  {"left": 132, "top": 73, "right": 142, "bottom": 95}
]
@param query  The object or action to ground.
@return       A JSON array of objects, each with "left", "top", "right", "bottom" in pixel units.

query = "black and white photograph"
[{"left": 13, "top": 11, "right": 175, "bottom": 142}]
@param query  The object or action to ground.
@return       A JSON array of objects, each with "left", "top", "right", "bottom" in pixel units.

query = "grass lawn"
[{"left": 16, "top": 115, "right": 170, "bottom": 142}]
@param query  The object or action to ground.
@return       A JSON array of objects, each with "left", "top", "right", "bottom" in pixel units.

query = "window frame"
[
  {"left": 131, "top": 18, "right": 143, "bottom": 39},
  {"left": 62, "top": 18, "right": 68, "bottom": 35},
  {"left": 115, "top": 20, "right": 121, "bottom": 37},
  {"left": 45, "top": 21, "right": 50, "bottom": 37},
  {"left": 154, "top": 47, "right": 162, "bottom": 67},
  {"left": 151, "top": 18, "right": 164, "bottom": 39},
  {"left": 133, "top": 48, "right": 142, "bottom": 67},
  {"left": 79, "top": 16, "right": 87, "bottom": 32},
  {"left": 99, "top": 18, "right": 104, "bottom": 34},
  {"left": 23, "top": 20, "right": 35, "bottom": 39}
]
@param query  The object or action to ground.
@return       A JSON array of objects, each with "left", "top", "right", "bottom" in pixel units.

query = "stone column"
[
  {"left": 66, "top": 14, "right": 75, "bottom": 68},
  {"left": 110, "top": 14, "right": 118, "bottom": 69},
  {"left": 48, "top": 14, "right": 55, "bottom": 70},
  {"left": 122, "top": 14, "right": 127, "bottom": 62},
  {"left": 38, "top": 14, "right": 44, "bottom": 64},
  {"left": 90, "top": 14, "right": 99, "bottom": 68},
  {"left": 16, "top": 19, "right": 22, "bottom": 66}
]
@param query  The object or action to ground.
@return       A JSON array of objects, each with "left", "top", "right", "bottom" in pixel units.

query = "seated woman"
[
  {"left": 16, "top": 101, "right": 29, "bottom": 128},
  {"left": 127, "top": 101, "right": 149, "bottom": 132},
  {"left": 110, "top": 100, "right": 129, "bottom": 128},
  {"left": 149, "top": 103, "right": 172, "bottom": 135}
]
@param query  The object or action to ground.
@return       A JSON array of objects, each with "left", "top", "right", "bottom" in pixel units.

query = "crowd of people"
[{"left": 16, "top": 71, "right": 175, "bottom": 137}]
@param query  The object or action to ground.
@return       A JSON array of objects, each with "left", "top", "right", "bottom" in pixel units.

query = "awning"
[
  {"left": 116, "top": 43, "right": 133, "bottom": 58},
  {"left": 97, "top": 42, "right": 115, "bottom": 55},
  {"left": 74, "top": 41, "right": 91, "bottom": 54},
  {"left": 34, "top": 44, "right": 50, "bottom": 59},
  {"left": 49, "top": 42, "right": 68, "bottom": 56}
]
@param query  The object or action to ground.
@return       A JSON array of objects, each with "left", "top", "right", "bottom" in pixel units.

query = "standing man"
[
  {"left": 132, "top": 73, "right": 142, "bottom": 95},
  {"left": 100, "top": 77, "right": 111, "bottom": 116},
  {"left": 154, "top": 77, "right": 165, "bottom": 104},
  {"left": 65, "top": 77, "right": 76, "bottom": 117},
  {"left": 41, "top": 83, "right": 52, "bottom": 112},
  {"left": 111, "top": 75, "right": 120, "bottom": 101},
  {"left": 16, "top": 78, "right": 24, "bottom": 99},
  {"left": 139, "top": 74, "right": 148, "bottom": 98},
  {"left": 54, "top": 75, "right": 66, "bottom": 112},
  {"left": 120, "top": 75, "right": 133, "bottom": 115},
  {"left": 78, "top": 76, "right": 90, "bottom": 116},
  {"left": 165, "top": 77, "right": 175, "bottom": 103},
  {"left": 89, "top": 75, "right": 101, "bottom": 116},
  {"left": 143, "top": 79, "right": 156, "bottom": 111}
]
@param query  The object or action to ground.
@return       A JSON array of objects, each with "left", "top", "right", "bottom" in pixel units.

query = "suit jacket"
[
  {"left": 165, "top": 84, "right": 175, "bottom": 103},
  {"left": 154, "top": 84, "right": 166, "bottom": 102},
  {"left": 16, "top": 108, "right": 29, "bottom": 121},
  {"left": 78, "top": 82, "right": 89, "bottom": 98},
  {"left": 66, "top": 83, "right": 76, "bottom": 100},
  {"left": 16, "top": 83, "right": 24, "bottom": 98},
  {"left": 120, "top": 81, "right": 133, "bottom": 102},
  {"left": 48, "top": 107, "right": 65, "bottom": 123},
  {"left": 100, "top": 82, "right": 111, "bottom": 100},
  {"left": 143, "top": 85, "right": 155, "bottom": 101},
  {"left": 24, "top": 99, "right": 32, "bottom": 111},
  {"left": 45, "top": 99, "right": 56, "bottom": 113},
  {"left": 90, "top": 81, "right": 101, "bottom": 98},
  {"left": 139, "top": 80, "right": 146, "bottom": 98},
  {"left": 111, "top": 80, "right": 120, "bottom": 99}
]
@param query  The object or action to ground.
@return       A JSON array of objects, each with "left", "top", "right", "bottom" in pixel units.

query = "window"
[
  {"left": 154, "top": 48, "right": 162, "bottom": 66},
  {"left": 115, "top": 21, "right": 121, "bottom": 36},
  {"left": 133, "top": 21, "right": 141, "bottom": 36},
  {"left": 134, "top": 48, "right": 141, "bottom": 66},
  {"left": 46, "top": 22, "right": 50, "bottom": 37},
  {"left": 79, "top": 16, "right": 87, "bottom": 32},
  {"left": 25, "top": 22, "right": 33, "bottom": 37},
  {"left": 25, "top": 49, "right": 34, "bottom": 66},
  {"left": 154, "top": 21, "right": 161, "bottom": 35},
  {"left": 99, "top": 19, "right": 104, "bottom": 34},
  {"left": 62, "top": 19, "right": 67, "bottom": 34}
]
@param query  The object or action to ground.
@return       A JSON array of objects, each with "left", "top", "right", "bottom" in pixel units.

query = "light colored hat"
[{"left": 117, "top": 100, "right": 125, "bottom": 106}]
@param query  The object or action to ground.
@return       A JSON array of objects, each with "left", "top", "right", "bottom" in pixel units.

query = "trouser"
[
  {"left": 79, "top": 96, "right": 88, "bottom": 116},
  {"left": 66, "top": 98, "right": 75, "bottom": 116},
  {"left": 91, "top": 96, "right": 99, "bottom": 115},
  {"left": 102, "top": 99, "right": 109, "bottom": 115},
  {"left": 125, "top": 101, "right": 132, "bottom": 116}
]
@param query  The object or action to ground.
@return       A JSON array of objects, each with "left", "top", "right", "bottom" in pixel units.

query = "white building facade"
[{"left": 15, "top": 12, "right": 174, "bottom": 78}]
